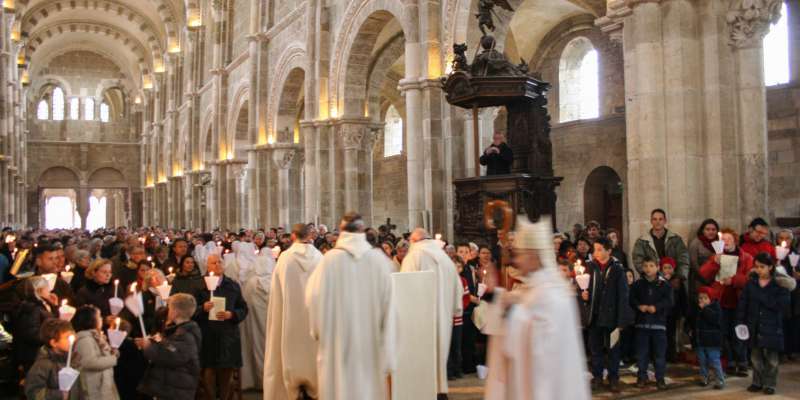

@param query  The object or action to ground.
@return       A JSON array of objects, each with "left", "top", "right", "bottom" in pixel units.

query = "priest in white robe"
[
  {"left": 241, "top": 249, "right": 276, "bottom": 390},
  {"left": 484, "top": 216, "right": 590, "bottom": 400},
  {"left": 263, "top": 224, "right": 323, "bottom": 399},
  {"left": 305, "top": 213, "right": 396, "bottom": 400},
  {"left": 400, "top": 228, "right": 463, "bottom": 399}
]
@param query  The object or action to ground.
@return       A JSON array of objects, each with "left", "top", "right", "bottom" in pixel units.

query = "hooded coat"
[
  {"left": 632, "top": 230, "right": 689, "bottom": 278},
  {"left": 138, "top": 320, "right": 202, "bottom": 400},
  {"left": 263, "top": 242, "right": 323, "bottom": 400},
  {"left": 305, "top": 232, "right": 396, "bottom": 400},
  {"left": 73, "top": 329, "right": 119, "bottom": 400},
  {"left": 240, "top": 253, "right": 275, "bottom": 390}
]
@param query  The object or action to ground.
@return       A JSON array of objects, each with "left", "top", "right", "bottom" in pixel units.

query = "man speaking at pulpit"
[{"left": 479, "top": 132, "right": 513, "bottom": 175}]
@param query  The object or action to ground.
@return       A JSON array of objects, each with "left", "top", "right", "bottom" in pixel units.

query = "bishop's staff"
[{"left": 483, "top": 199, "right": 514, "bottom": 290}]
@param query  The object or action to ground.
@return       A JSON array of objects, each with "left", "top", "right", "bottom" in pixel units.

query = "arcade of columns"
[
  {"left": 0, "top": 0, "right": 788, "bottom": 247},
  {"left": 83, "top": 0, "right": 799, "bottom": 243}
]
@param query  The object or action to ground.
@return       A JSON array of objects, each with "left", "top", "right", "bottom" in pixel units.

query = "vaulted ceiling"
[{"left": 16, "top": 0, "right": 186, "bottom": 92}]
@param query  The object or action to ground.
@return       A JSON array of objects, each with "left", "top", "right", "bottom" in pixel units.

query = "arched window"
[
  {"left": 69, "top": 98, "right": 79, "bottom": 120},
  {"left": 764, "top": 2, "right": 789, "bottom": 86},
  {"left": 84, "top": 98, "right": 95, "bottom": 120},
  {"left": 100, "top": 102, "right": 110, "bottom": 122},
  {"left": 52, "top": 87, "right": 65, "bottom": 120},
  {"left": 383, "top": 105, "right": 403, "bottom": 157},
  {"left": 37, "top": 100, "right": 49, "bottom": 120},
  {"left": 559, "top": 37, "right": 599, "bottom": 123}
]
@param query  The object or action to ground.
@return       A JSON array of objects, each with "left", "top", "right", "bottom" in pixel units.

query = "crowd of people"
[{"left": 0, "top": 207, "right": 797, "bottom": 399}]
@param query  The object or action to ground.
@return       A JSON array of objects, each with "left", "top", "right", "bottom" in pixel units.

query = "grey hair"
[
  {"left": 28, "top": 276, "right": 49, "bottom": 302},
  {"left": 73, "top": 249, "right": 90, "bottom": 262},
  {"left": 168, "top": 293, "right": 197, "bottom": 320},
  {"left": 142, "top": 268, "right": 166, "bottom": 291}
]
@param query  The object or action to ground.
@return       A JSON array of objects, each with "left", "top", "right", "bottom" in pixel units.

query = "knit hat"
[
  {"left": 697, "top": 286, "right": 714, "bottom": 297},
  {"left": 660, "top": 257, "right": 676, "bottom": 269}
]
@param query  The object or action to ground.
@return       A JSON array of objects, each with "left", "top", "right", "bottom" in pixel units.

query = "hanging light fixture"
[
  {"left": 142, "top": 73, "right": 153, "bottom": 90},
  {"left": 3, "top": 0, "right": 15, "bottom": 13},
  {"left": 153, "top": 52, "right": 165, "bottom": 73},
  {"left": 187, "top": 7, "right": 202, "bottom": 29},
  {"left": 10, "top": 20, "right": 20, "bottom": 42},
  {"left": 20, "top": 67, "right": 29, "bottom": 86}
]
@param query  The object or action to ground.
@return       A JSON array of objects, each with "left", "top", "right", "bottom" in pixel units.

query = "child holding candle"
[
  {"left": 24, "top": 318, "right": 81, "bottom": 400},
  {"left": 630, "top": 256, "right": 674, "bottom": 390},
  {"left": 12, "top": 275, "right": 60, "bottom": 375},
  {"left": 737, "top": 252, "right": 791, "bottom": 395},
  {"left": 137, "top": 293, "right": 202, "bottom": 400},
  {"left": 72, "top": 305, "right": 120, "bottom": 399}
]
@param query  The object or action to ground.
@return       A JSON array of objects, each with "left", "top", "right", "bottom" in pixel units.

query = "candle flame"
[
  {"left": 114, "top": 279, "right": 119, "bottom": 285},
  {"left": 65, "top": 265, "right": 70, "bottom": 272},
  {"left": 782, "top": 241, "right": 788, "bottom": 248},
  {"left": 115, "top": 317, "right": 121, "bottom": 329},
  {"left": 168, "top": 267, "right": 173, "bottom": 274},
  {"left": 68, "top": 334, "right": 75, "bottom": 344},
  {"left": 62, "top": 300, "right": 68, "bottom": 306},
  {"left": 209, "top": 272, "right": 214, "bottom": 277},
  {"left": 131, "top": 282, "right": 137, "bottom": 292}
]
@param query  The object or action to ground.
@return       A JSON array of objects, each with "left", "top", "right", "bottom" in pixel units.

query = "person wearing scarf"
[{"left": 699, "top": 228, "right": 753, "bottom": 377}]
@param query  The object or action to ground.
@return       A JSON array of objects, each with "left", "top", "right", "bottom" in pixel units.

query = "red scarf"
[{"left": 697, "top": 234, "right": 715, "bottom": 254}]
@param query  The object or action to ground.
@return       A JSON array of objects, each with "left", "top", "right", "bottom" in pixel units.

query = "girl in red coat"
[{"left": 698, "top": 228, "right": 753, "bottom": 377}]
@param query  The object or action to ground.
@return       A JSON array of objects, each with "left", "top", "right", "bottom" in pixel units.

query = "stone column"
[
  {"left": 272, "top": 147, "right": 297, "bottom": 228},
  {"left": 399, "top": 75, "right": 425, "bottom": 230},
  {"left": 76, "top": 186, "right": 89, "bottom": 229},
  {"left": 727, "top": 0, "right": 781, "bottom": 226},
  {"left": 0, "top": 159, "right": 6, "bottom": 225},
  {"left": 340, "top": 123, "right": 364, "bottom": 214},
  {"left": 301, "top": 120, "right": 319, "bottom": 223}
]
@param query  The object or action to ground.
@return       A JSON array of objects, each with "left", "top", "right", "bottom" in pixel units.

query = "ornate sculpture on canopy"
[{"left": 441, "top": 5, "right": 562, "bottom": 243}]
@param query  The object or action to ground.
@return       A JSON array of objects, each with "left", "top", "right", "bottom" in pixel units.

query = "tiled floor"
[{"left": 242, "top": 360, "right": 800, "bottom": 399}]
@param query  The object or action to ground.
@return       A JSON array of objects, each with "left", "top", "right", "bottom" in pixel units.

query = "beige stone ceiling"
[
  {"left": 18, "top": 0, "right": 185, "bottom": 90},
  {"left": 507, "top": 0, "right": 590, "bottom": 63}
]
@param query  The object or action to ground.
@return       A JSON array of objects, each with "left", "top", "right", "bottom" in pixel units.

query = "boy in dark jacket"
[
  {"left": 630, "top": 256, "right": 673, "bottom": 389},
  {"left": 24, "top": 318, "right": 80, "bottom": 400},
  {"left": 584, "top": 238, "right": 634, "bottom": 393},
  {"left": 737, "top": 253, "right": 791, "bottom": 395},
  {"left": 695, "top": 286, "right": 724, "bottom": 389},
  {"left": 137, "top": 293, "right": 202, "bottom": 400}
]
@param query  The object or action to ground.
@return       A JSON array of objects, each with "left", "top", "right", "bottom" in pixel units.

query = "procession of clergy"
[
  {"left": 1, "top": 211, "right": 587, "bottom": 400},
  {"left": 266, "top": 212, "right": 586, "bottom": 400}
]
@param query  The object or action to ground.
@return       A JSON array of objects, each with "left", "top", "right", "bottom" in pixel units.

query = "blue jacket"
[
  {"left": 695, "top": 300, "right": 722, "bottom": 348},
  {"left": 630, "top": 275, "right": 673, "bottom": 329},
  {"left": 586, "top": 257, "right": 634, "bottom": 329},
  {"left": 737, "top": 276, "right": 791, "bottom": 351}
]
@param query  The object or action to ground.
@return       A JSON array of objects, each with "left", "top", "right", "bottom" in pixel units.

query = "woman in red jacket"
[{"left": 699, "top": 228, "right": 753, "bottom": 377}]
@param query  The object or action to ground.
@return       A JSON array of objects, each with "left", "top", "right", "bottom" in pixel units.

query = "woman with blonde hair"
[{"left": 75, "top": 258, "right": 115, "bottom": 317}]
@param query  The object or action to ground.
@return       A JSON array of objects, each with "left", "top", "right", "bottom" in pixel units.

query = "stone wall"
[{"left": 767, "top": 83, "right": 800, "bottom": 224}]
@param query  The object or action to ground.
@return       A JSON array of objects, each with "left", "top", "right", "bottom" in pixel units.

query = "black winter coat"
[
  {"left": 113, "top": 337, "right": 147, "bottom": 400},
  {"left": 737, "top": 276, "right": 791, "bottom": 351},
  {"left": 75, "top": 280, "right": 114, "bottom": 317},
  {"left": 630, "top": 276, "right": 674, "bottom": 328},
  {"left": 138, "top": 321, "right": 202, "bottom": 400},
  {"left": 12, "top": 300, "right": 58, "bottom": 368},
  {"left": 586, "top": 258, "right": 634, "bottom": 329},
  {"left": 695, "top": 301, "right": 722, "bottom": 348},
  {"left": 478, "top": 142, "right": 513, "bottom": 175},
  {"left": 194, "top": 276, "right": 248, "bottom": 368},
  {"left": 171, "top": 269, "right": 205, "bottom": 300}
]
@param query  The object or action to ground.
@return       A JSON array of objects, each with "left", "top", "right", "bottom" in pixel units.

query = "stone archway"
[
  {"left": 583, "top": 166, "right": 623, "bottom": 238},
  {"left": 37, "top": 166, "right": 81, "bottom": 229},
  {"left": 87, "top": 167, "right": 130, "bottom": 229}
]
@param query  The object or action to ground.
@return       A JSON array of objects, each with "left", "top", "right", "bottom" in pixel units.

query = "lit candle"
[
  {"left": 130, "top": 282, "right": 137, "bottom": 293},
  {"left": 781, "top": 241, "right": 788, "bottom": 248},
  {"left": 66, "top": 334, "right": 75, "bottom": 367},
  {"left": 435, "top": 233, "right": 442, "bottom": 241},
  {"left": 114, "top": 279, "right": 119, "bottom": 298},
  {"left": 115, "top": 317, "right": 121, "bottom": 330},
  {"left": 168, "top": 267, "right": 174, "bottom": 275},
  {"left": 718, "top": 232, "right": 723, "bottom": 241},
  {"left": 147, "top": 256, "right": 152, "bottom": 262}
]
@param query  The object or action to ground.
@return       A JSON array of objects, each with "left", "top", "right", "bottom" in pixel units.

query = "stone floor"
[{"left": 241, "top": 360, "right": 800, "bottom": 399}]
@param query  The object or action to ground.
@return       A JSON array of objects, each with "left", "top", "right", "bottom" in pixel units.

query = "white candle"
[
  {"left": 435, "top": 233, "right": 442, "bottom": 241},
  {"left": 115, "top": 317, "right": 121, "bottom": 330},
  {"left": 130, "top": 282, "right": 137, "bottom": 294},
  {"left": 718, "top": 232, "right": 723, "bottom": 241},
  {"left": 114, "top": 279, "right": 119, "bottom": 298},
  {"left": 781, "top": 241, "right": 787, "bottom": 248},
  {"left": 66, "top": 334, "right": 75, "bottom": 367}
]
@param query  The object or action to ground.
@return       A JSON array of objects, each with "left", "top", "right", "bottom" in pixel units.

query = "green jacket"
[
  {"left": 632, "top": 229, "right": 689, "bottom": 279},
  {"left": 25, "top": 347, "right": 83, "bottom": 400}
]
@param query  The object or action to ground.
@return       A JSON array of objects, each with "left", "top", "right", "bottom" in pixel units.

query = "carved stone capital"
[
  {"left": 594, "top": 0, "right": 632, "bottom": 45},
  {"left": 727, "top": 0, "right": 783, "bottom": 49},
  {"left": 272, "top": 148, "right": 297, "bottom": 170},
  {"left": 340, "top": 125, "right": 366, "bottom": 150}
]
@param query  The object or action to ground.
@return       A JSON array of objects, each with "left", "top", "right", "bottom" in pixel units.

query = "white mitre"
[{"left": 513, "top": 215, "right": 557, "bottom": 268}]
